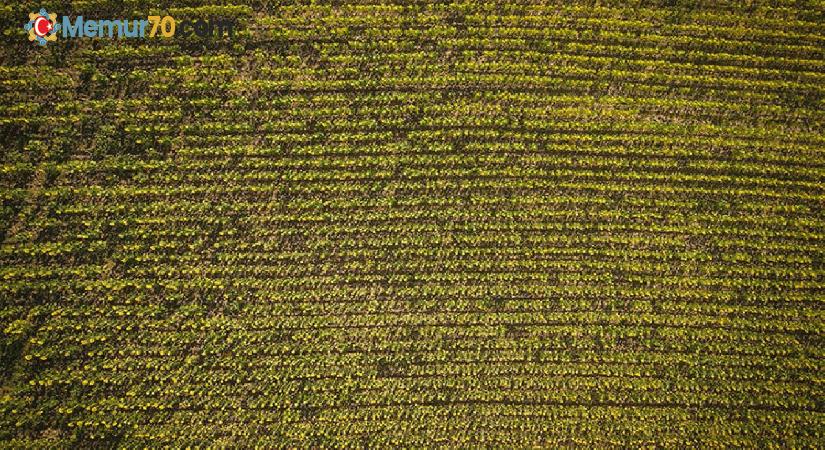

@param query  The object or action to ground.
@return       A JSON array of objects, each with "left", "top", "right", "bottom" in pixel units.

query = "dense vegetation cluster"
[{"left": 0, "top": 0, "right": 823, "bottom": 446}]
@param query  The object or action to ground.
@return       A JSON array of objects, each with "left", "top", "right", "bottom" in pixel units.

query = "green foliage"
[{"left": 0, "top": 0, "right": 823, "bottom": 447}]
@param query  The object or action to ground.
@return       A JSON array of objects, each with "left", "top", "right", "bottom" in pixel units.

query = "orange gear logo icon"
[{"left": 24, "top": 9, "right": 60, "bottom": 46}]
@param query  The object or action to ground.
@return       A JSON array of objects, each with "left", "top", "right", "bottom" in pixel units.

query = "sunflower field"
[{"left": 0, "top": 0, "right": 823, "bottom": 447}]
